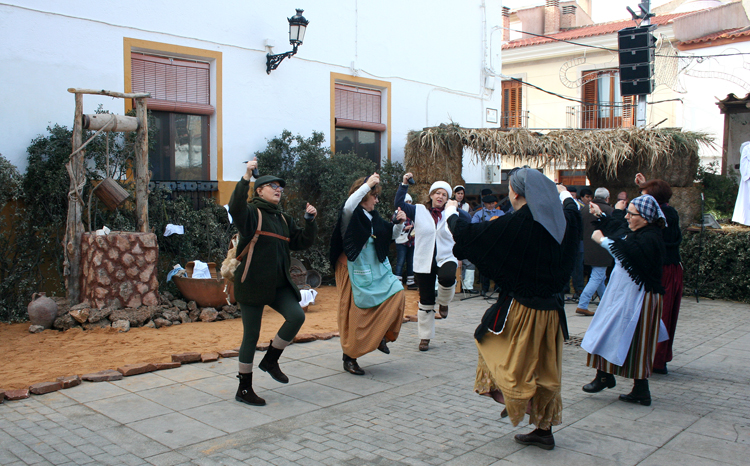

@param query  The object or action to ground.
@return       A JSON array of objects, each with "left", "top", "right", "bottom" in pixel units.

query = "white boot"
[
  {"left": 417, "top": 303, "right": 435, "bottom": 340},
  {"left": 463, "top": 269, "right": 475, "bottom": 292},
  {"left": 436, "top": 284, "right": 456, "bottom": 318}
]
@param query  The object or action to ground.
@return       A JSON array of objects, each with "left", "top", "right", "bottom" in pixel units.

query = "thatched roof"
[{"left": 405, "top": 124, "right": 715, "bottom": 185}]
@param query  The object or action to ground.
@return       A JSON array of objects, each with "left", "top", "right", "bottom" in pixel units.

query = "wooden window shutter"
[
  {"left": 501, "top": 80, "right": 522, "bottom": 128},
  {"left": 621, "top": 95, "right": 635, "bottom": 128},
  {"left": 131, "top": 53, "right": 214, "bottom": 115},
  {"left": 581, "top": 72, "right": 598, "bottom": 129},
  {"left": 335, "top": 84, "right": 386, "bottom": 131}
]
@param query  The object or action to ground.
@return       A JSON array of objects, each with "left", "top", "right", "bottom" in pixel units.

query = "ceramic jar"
[{"left": 28, "top": 292, "right": 58, "bottom": 329}]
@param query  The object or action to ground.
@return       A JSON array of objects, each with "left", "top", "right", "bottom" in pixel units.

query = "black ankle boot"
[
  {"left": 619, "top": 378, "right": 651, "bottom": 406},
  {"left": 582, "top": 370, "right": 616, "bottom": 393},
  {"left": 377, "top": 338, "right": 390, "bottom": 354},
  {"left": 259, "top": 341, "right": 289, "bottom": 384},
  {"left": 514, "top": 427, "right": 555, "bottom": 450},
  {"left": 235, "top": 372, "right": 265, "bottom": 406},
  {"left": 343, "top": 354, "right": 365, "bottom": 375}
]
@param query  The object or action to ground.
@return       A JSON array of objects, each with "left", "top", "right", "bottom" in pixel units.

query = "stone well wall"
[{"left": 80, "top": 232, "right": 159, "bottom": 309}]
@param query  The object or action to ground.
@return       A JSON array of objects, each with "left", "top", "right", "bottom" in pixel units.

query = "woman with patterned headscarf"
[
  {"left": 445, "top": 167, "right": 581, "bottom": 451},
  {"left": 581, "top": 194, "right": 669, "bottom": 407}
]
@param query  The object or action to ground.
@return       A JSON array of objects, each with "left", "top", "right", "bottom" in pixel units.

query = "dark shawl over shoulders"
[
  {"left": 329, "top": 205, "right": 394, "bottom": 268},
  {"left": 448, "top": 198, "right": 581, "bottom": 300},
  {"left": 609, "top": 224, "right": 666, "bottom": 294},
  {"left": 448, "top": 198, "right": 581, "bottom": 341}
]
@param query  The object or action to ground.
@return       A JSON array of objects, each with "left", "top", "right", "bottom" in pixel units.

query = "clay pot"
[{"left": 28, "top": 292, "right": 58, "bottom": 329}]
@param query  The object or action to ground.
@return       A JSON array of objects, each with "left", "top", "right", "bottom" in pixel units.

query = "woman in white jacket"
[{"left": 395, "top": 173, "right": 466, "bottom": 351}]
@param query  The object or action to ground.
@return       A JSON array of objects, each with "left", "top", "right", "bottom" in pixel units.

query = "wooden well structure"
[{"left": 64, "top": 88, "right": 152, "bottom": 305}]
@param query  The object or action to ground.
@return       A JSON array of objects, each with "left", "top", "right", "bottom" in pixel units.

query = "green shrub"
[
  {"left": 681, "top": 229, "right": 750, "bottom": 303},
  {"left": 254, "top": 130, "right": 404, "bottom": 277},
  {"left": 0, "top": 155, "right": 40, "bottom": 322},
  {"left": 696, "top": 162, "right": 739, "bottom": 221}
]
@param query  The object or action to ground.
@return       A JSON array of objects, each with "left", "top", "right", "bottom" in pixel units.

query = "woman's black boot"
[
  {"left": 259, "top": 341, "right": 289, "bottom": 384},
  {"left": 235, "top": 373, "right": 266, "bottom": 406},
  {"left": 343, "top": 354, "right": 365, "bottom": 375},
  {"left": 619, "top": 378, "right": 651, "bottom": 406},
  {"left": 582, "top": 370, "right": 616, "bottom": 393}
]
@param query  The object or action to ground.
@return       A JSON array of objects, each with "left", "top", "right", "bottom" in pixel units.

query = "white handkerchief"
[{"left": 164, "top": 224, "right": 185, "bottom": 236}]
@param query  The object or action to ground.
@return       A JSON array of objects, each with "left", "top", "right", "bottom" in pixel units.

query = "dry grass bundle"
[{"left": 405, "top": 125, "right": 713, "bottom": 188}]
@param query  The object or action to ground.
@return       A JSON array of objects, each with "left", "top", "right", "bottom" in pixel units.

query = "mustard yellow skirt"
[{"left": 475, "top": 300, "right": 563, "bottom": 430}]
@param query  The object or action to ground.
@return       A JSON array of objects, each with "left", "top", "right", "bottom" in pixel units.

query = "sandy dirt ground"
[{"left": 0, "top": 286, "right": 421, "bottom": 390}]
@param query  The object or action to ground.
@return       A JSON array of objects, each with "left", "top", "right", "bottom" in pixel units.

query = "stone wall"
[{"left": 80, "top": 232, "right": 159, "bottom": 309}]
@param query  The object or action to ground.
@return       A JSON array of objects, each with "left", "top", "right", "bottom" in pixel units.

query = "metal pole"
[{"left": 636, "top": 0, "right": 651, "bottom": 128}]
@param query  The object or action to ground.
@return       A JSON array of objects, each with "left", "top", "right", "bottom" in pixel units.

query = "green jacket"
[{"left": 228, "top": 178, "right": 317, "bottom": 305}]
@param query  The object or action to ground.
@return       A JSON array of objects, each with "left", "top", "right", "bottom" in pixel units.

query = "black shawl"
[
  {"left": 595, "top": 213, "right": 666, "bottom": 294},
  {"left": 329, "top": 205, "right": 394, "bottom": 268},
  {"left": 448, "top": 198, "right": 582, "bottom": 341}
]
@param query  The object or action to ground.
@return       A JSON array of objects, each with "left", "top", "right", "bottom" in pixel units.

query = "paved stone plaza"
[{"left": 1, "top": 294, "right": 749, "bottom": 465}]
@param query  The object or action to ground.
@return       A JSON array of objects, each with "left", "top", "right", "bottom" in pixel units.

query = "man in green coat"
[{"left": 229, "top": 160, "right": 317, "bottom": 406}]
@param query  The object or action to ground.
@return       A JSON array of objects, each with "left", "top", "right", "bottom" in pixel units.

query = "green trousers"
[{"left": 238, "top": 284, "right": 305, "bottom": 364}]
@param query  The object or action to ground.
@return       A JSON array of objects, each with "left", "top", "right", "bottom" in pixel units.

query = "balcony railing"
[
  {"left": 500, "top": 110, "right": 529, "bottom": 129},
  {"left": 566, "top": 104, "right": 636, "bottom": 129}
]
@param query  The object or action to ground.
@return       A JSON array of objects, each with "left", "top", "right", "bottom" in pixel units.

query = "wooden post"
[
  {"left": 135, "top": 97, "right": 149, "bottom": 232},
  {"left": 64, "top": 93, "right": 86, "bottom": 304}
]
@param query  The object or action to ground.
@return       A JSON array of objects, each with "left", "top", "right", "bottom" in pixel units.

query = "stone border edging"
[{"left": 0, "top": 330, "right": 342, "bottom": 404}]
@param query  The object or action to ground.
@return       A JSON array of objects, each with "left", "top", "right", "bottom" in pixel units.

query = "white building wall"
[
  {"left": 0, "top": 0, "right": 504, "bottom": 191},
  {"left": 677, "top": 40, "right": 750, "bottom": 167}
]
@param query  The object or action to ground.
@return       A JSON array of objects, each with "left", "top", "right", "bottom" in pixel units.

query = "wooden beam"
[
  {"left": 64, "top": 93, "right": 86, "bottom": 304},
  {"left": 134, "top": 97, "right": 149, "bottom": 232},
  {"left": 67, "top": 88, "right": 150, "bottom": 99}
]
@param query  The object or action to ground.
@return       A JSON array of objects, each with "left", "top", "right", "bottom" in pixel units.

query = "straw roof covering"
[{"left": 404, "top": 124, "right": 715, "bottom": 188}]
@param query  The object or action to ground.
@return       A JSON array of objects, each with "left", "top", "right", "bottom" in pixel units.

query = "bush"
[
  {"left": 0, "top": 155, "right": 40, "bottom": 322},
  {"left": 254, "top": 130, "right": 404, "bottom": 277},
  {"left": 696, "top": 162, "right": 739, "bottom": 221},
  {"left": 681, "top": 230, "right": 750, "bottom": 303}
]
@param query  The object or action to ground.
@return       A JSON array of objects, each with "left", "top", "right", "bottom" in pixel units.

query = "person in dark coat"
[
  {"left": 576, "top": 188, "right": 614, "bottom": 316},
  {"left": 445, "top": 167, "right": 581, "bottom": 450},
  {"left": 635, "top": 173, "right": 683, "bottom": 374},
  {"left": 228, "top": 160, "right": 317, "bottom": 406}
]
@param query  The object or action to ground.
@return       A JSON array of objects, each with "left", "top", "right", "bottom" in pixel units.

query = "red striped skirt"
[{"left": 587, "top": 291, "right": 663, "bottom": 379}]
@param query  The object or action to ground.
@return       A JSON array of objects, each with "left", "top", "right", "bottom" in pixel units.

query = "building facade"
[{"left": 0, "top": 1, "right": 505, "bottom": 203}]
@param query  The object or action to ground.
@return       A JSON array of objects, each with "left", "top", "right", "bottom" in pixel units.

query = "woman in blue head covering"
[{"left": 581, "top": 194, "right": 668, "bottom": 408}]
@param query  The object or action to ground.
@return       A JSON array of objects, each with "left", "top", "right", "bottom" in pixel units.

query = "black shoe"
[
  {"left": 377, "top": 338, "right": 390, "bottom": 354},
  {"left": 652, "top": 365, "right": 668, "bottom": 375},
  {"left": 343, "top": 354, "right": 365, "bottom": 375},
  {"left": 582, "top": 370, "right": 616, "bottom": 393},
  {"left": 619, "top": 379, "right": 651, "bottom": 406},
  {"left": 514, "top": 428, "right": 555, "bottom": 450},
  {"left": 258, "top": 341, "right": 289, "bottom": 384},
  {"left": 235, "top": 373, "right": 266, "bottom": 406}
]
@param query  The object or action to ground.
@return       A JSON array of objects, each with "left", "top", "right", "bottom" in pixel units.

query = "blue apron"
[{"left": 349, "top": 237, "right": 402, "bottom": 309}]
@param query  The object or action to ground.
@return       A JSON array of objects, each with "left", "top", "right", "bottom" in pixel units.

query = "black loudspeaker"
[
  {"left": 618, "top": 26, "right": 656, "bottom": 96},
  {"left": 620, "top": 78, "right": 654, "bottom": 96}
]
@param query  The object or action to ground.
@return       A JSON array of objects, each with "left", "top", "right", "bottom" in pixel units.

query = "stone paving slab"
[{"left": 1, "top": 295, "right": 749, "bottom": 465}]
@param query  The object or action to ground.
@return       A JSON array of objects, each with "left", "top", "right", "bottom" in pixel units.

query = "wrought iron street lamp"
[{"left": 266, "top": 9, "right": 309, "bottom": 74}]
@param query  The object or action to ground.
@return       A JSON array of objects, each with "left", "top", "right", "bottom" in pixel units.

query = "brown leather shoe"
[
  {"left": 576, "top": 307, "right": 594, "bottom": 316},
  {"left": 419, "top": 339, "right": 430, "bottom": 351},
  {"left": 438, "top": 305, "right": 449, "bottom": 319},
  {"left": 514, "top": 428, "right": 555, "bottom": 450}
]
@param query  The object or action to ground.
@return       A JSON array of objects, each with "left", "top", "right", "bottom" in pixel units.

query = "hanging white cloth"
[{"left": 732, "top": 141, "right": 750, "bottom": 226}]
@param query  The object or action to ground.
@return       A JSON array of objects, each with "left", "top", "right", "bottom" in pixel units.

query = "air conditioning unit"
[{"left": 484, "top": 165, "right": 501, "bottom": 183}]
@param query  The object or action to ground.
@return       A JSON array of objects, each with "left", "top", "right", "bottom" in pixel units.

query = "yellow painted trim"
[
  {"left": 330, "top": 72, "right": 392, "bottom": 163},
  {"left": 123, "top": 38, "right": 224, "bottom": 196}
]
